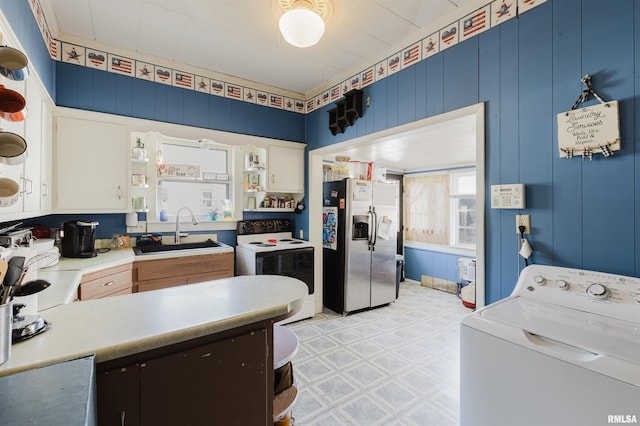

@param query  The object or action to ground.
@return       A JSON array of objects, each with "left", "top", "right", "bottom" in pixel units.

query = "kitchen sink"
[{"left": 134, "top": 239, "right": 230, "bottom": 255}]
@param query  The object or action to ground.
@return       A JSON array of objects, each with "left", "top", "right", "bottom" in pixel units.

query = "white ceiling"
[
  {"left": 43, "top": 0, "right": 486, "bottom": 96},
  {"left": 319, "top": 111, "right": 477, "bottom": 173},
  {"left": 42, "top": 0, "right": 483, "bottom": 171}
]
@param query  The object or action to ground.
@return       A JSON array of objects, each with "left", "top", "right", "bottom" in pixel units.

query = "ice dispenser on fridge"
[{"left": 352, "top": 215, "right": 369, "bottom": 240}]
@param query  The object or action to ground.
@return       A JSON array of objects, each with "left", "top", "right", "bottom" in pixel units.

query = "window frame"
[
  {"left": 142, "top": 133, "right": 242, "bottom": 234},
  {"left": 403, "top": 167, "right": 476, "bottom": 252},
  {"left": 449, "top": 169, "right": 477, "bottom": 249},
  {"left": 155, "top": 140, "right": 234, "bottom": 222}
]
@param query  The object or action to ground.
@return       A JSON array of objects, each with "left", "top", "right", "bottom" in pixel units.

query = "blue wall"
[
  {"left": 306, "top": 0, "right": 640, "bottom": 303},
  {"left": 55, "top": 62, "right": 306, "bottom": 143},
  {"left": 404, "top": 248, "right": 471, "bottom": 284},
  {"left": 4, "top": 0, "right": 639, "bottom": 305}
]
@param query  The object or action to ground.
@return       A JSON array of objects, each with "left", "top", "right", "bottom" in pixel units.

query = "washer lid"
[{"left": 475, "top": 297, "right": 640, "bottom": 365}]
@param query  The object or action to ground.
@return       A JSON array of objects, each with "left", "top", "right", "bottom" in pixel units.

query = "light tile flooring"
[{"left": 284, "top": 281, "right": 472, "bottom": 426}]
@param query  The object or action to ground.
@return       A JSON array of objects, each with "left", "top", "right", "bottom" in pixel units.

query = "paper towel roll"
[
  {"left": 126, "top": 211, "right": 138, "bottom": 227},
  {"left": 519, "top": 239, "right": 533, "bottom": 259}
]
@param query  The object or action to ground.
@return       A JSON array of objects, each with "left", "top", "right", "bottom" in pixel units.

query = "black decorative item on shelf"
[{"left": 328, "top": 89, "right": 363, "bottom": 135}]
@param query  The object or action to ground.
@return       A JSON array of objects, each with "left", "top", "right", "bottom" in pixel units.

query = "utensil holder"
[{"left": 0, "top": 301, "right": 12, "bottom": 365}]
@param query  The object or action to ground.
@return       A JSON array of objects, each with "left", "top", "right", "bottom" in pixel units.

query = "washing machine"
[{"left": 460, "top": 265, "right": 640, "bottom": 426}]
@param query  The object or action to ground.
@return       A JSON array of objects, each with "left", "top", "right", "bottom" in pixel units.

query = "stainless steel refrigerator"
[{"left": 322, "top": 178, "right": 398, "bottom": 314}]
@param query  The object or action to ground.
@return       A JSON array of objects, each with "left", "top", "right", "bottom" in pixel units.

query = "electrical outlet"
[
  {"left": 127, "top": 221, "right": 147, "bottom": 234},
  {"left": 516, "top": 214, "right": 530, "bottom": 234},
  {"left": 299, "top": 229, "right": 304, "bottom": 239}
]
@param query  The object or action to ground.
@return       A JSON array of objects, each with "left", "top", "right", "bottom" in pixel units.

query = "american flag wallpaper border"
[{"left": 28, "top": 0, "right": 544, "bottom": 115}]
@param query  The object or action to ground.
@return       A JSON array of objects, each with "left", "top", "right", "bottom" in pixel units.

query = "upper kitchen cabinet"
[
  {"left": 54, "top": 116, "right": 127, "bottom": 212},
  {"left": 22, "top": 77, "right": 44, "bottom": 215},
  {"left": 0, "top": 76, "right": 50, "bottom": 221},
  {"left": 267, "top": 145, "right": 304, "bottom": 193},
  {"left": 242, "top": 143, "right": 305, "bottom": 211},
  {"left": 39, "top": 98, "right": 54, "bottom": 213}
]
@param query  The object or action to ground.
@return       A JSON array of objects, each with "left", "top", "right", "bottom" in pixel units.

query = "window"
[
  {"left": 404, "top": 173, "right": 450, "bottom": 245},
  {"left": 450, "top": 170, "right": 476, "bottom": 248},
  {"left": 155, "top": 139, "right": 234, "bottom": 221},
  {"left": 404, "top": 168, "right": 476, "bottom": 249}
]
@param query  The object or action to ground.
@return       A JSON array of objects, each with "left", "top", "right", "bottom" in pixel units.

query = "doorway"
[
  {"left": 385, "top": 172, "right": 404, "bottom": 255},
  {"left": 309, "top": 103, "right": 485, "bottom": 310}
]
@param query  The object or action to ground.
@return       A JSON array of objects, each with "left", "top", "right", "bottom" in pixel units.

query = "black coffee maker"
[{"left": 61, "top": 220, "right": 99, "bottom": 258}]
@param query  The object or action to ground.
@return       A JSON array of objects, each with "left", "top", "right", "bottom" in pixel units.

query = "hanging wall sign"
[{"left": 557, "top": 101, "right": 620, "bottom": 158}]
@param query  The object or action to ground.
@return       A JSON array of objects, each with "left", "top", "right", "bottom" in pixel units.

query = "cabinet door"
[
  {"left": 139, "top": 329, "right": 270, "bottom": 426},
  {"left": 55, "top": 117, "right": 127, "bottom": 211},
  {"left": 267, "top": 145, "right": 304, "bottom": 193},
  {"left": 97, "top": 364, "right": 141, "bottom": 425},
  {"left": 40, "top": 100, "right": 53, "bottom": 212},
  {"left": 22, "top": 77, "right": 42, "bottom": 214},
  {"left": 0, "top": 78, "right": 26, "bottom": 214}
]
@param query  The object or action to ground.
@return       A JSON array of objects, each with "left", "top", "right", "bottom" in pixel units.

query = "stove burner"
[
  {"left": 280, "top": 239, "right": 293, "bottom": 242},
  {"left": 290, "top": 241, "right": 304, "bottom": 244},
  {"left": 258, "top": 243, "right": 276, "bottom": 247},
  {"left": 249, "top": 241, "right": 262, "bottom": 244}
]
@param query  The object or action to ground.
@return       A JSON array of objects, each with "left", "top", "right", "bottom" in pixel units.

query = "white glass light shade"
[{"left": 279, "top": 7, "right": 325, "bottom": 48}]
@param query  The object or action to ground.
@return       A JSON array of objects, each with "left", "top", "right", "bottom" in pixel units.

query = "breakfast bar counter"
[
  {"left": 1, "top": 275, "right": 307, "bottom": 425},
  {"left": 0, "top": 275, "right": 307, "bottom": 376}
]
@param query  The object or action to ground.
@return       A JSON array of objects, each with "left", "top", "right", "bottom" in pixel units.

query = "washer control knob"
[
  {"left": 632, "top": 294, "right": 640, "bottom": 305},
  {"left": 533, "top": 275, "right": 546, "bottom": 285},
  {"left": 556, "top": 280, "right": 569, "bottom": 290},
  {"left": 586, "top": 283, "right": 611, "bottom": 300}
]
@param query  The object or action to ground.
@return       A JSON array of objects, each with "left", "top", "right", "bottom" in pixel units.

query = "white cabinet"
[
  {"left": 0, "top": 77, "right": 45, "bottom": 219},
  {"left": 242, "top": 143, "right": 305, "bottom": 212},
  {"left": 39, "top": 99, "right": 53, "bottom": 212},
  {"left": 22, "top": 77, "right": 43, "bottom": 214},
  {"left": 55, "top": 117, "right": 127, "bottom": 212},
  {"left": 267, "top": 145, "right": 304, "bottom": 193}
]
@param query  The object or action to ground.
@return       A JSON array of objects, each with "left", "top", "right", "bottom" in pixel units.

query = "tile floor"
[{"left": 284, "top": 281, "right": 472, "bottom": 426}]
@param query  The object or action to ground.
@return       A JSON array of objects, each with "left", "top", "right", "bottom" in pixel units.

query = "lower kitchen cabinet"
[
  {"left": 133, "top": 252, "right": 234, "bottom": 292},
  {"left": 77, "top": 263, "right": 133, "bottom": 300},
  {"left": 96, "top": 361, "right": 140, "bottom": 425},
  {"left": 96, "top": 321, "right": 273, "bottom": 425}
]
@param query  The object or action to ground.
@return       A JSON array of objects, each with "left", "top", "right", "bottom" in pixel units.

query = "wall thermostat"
[{"left": 491, "top": 184, "right": 526, "bottom": 209}]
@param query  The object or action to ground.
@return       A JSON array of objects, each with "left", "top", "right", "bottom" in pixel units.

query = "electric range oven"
[{"left": 236, "top": 219, "right": 314, "bottom": 324}]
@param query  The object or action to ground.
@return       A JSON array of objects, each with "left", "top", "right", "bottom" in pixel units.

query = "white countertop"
[
  {"left": 33, "top": 246, "right": 235, "bottom": 310},
  {"left": 0, "top": 275, "right": 307, "bottom": 376},
  {"left": 45, "top": 249, "right": 133, "bottom": 274},
  {"left": 36, "top": 270, "right": 83, "bottom": 311}
]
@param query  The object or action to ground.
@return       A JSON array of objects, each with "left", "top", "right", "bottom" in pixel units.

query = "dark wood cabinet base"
[{"left": 97, "top": 320, "right": 274, "bottom": 425}]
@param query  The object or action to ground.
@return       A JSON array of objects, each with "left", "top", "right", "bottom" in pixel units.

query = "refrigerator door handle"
[
  {"left": 368, "top": 208, "right": 375, "bottom": 251},
  {"left": 371, "top": 209, "right": 378, "bottom": 250}
]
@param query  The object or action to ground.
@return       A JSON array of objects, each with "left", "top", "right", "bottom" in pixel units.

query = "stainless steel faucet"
[{"left": 175, "top": 207, "right": 199, "bottom": 244}]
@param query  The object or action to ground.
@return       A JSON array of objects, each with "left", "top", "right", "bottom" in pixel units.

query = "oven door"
[{"left": 255, "top": 247, "right": 314, "bottom": 294}]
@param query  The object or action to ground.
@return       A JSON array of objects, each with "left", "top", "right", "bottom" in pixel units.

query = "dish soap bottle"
[
  {"left": 160, "top": 200, "right": 169, "bottom": 222},
  {"left": 223, "top": 199, "right": 233, "bottom": 219}
]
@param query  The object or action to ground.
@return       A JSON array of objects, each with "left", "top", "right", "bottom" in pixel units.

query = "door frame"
[{"left": 309, "top": 103, "right": 485, "bottom": 309}]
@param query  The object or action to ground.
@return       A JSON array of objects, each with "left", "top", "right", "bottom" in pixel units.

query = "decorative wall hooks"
[
  {"left": 328, "top": 89, "right": 363, "bottom": 135},
  {"left": 557, "top": 74, "right": 620, "bottom": 161}
]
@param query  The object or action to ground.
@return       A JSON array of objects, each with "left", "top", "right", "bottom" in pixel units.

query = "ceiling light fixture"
[{"left": 278, "top": 0, "right": 330, "bottom": 48}]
